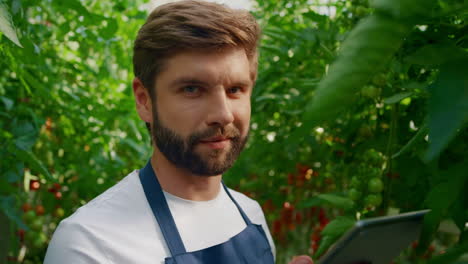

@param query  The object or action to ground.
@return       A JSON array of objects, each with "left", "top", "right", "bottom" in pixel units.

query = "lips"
[
  {"left": 199, "top": 136, "right": 231, "bottom": 150},
  {"left": 199, "top": 136, "right": 230, "bottom": 143}
]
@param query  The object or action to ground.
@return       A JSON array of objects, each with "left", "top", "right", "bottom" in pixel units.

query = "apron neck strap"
[
  {"left": 221, "top": 181, "right": 253, "bottom": 225},
  {"left": 139, "top": 160, "right": 254, "bottom": 257},
  {"left": 139, "top": 161, "right": 187, "bottom": 256}
]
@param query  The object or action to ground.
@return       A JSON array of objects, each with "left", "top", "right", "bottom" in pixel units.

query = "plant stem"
[{"left": 383, "top": 104, "right": 399, "bottom": 209}]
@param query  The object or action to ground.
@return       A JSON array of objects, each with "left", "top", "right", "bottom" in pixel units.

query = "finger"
[{"left": 288, "top": 255, "right": 314, "bottom": 264}]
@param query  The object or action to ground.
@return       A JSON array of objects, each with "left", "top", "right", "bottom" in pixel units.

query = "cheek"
[
  {"left": 235, "top": 100, "right": 251, "bottom": 134},
  {"left": 156, "top": 96, "right": 205, "bottom": 136}
]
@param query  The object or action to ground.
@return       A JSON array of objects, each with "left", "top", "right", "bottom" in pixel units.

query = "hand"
[{"left": 288, "top": 255, "right": 314, "bottom": 264}]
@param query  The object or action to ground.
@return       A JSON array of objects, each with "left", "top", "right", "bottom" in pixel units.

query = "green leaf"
[
  {"left": 297, "top": 196, "right": 324, "bottom": 209},
  {"left": 321, "top": 216, "right": 356, "bottom": 238},
  {"left": 392, "top": 122, "right": 428, "bottom": 159},
  {"left": 0, "top": 96, "right": 13, "bottom": 110},
  {"left": 302, "top": 11, "right": 328, "bottom": 23},
  {"left": 5, "top": 170, "right": 21, "bottom": 183},
  {"left": 14, "top": 133, "right": 37, "bottom": 151},
  {"left": 120, "top": 138, "right": 147, "bottom": 156},
  {"left": 314, "top": 235, "right": 336, "bottom": 258},
  {"left": 0, "top": 178, "right": 15, "bottom": 194},
  {"left": 428, "top": 232, "right": 468, "bottom": 264},
  {"left": 0, "top": 2, "right": 22, "bottom": 47},
  {"left": 263, "top": 28, "right": 289, "bottom": 44},
  {"left": 0, "top": 196, "right": 27, "bottom": 230},
  {"left": 418, "top": 164, "right": 468, "bottom": 253},
  {"left": 11, "top": 120, "right": 38, "bottom": 151},
  {"left": 303, "top": 15, "right": 410, "bottom": 127},
  {"left": 425, "top": 165, "right": 466, "bottom": 214},
  {"left": 450, "top": 198, "right": 466, "bottom": 233},
  {"left": 13, "top": 148, "right": 54, "bottom": 181},
  {"left": 53, "top": 0, "right": 91, "bottom": 17},
  {"left": 418, "top": 210, "right": 443, "bottom": 255},
  {"left": 321, "top": 193, "right": 355, "bottom": 210},
  {"left": 371, "top": 0, "right": 438, "bottom": 20},
  {"left": 101, "top": 18, "right": 118, "bottom": 39},
  {"left": 298, "top": 193, "right": 354, "bottom": 210},
  {"left": 425, "top": 59, "right": 468, "bottom": 161},
  {"left": 383, "top": 91, "right": 413, "bottom": 104},
  {"left": 405, "top": 43, "right": 468, "bottom": 66}
]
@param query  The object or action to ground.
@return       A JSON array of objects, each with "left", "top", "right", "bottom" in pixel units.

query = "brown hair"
[{"left": 133, "top": 0, "right": 261, "bottom": 97}]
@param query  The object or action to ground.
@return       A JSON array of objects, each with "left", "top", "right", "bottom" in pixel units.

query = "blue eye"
[
  {"left": 228, "top": 87, "right": 241, "bottom": 94},
  {"left": 183, "top": 86, "right": 200, "bottom": 93}
]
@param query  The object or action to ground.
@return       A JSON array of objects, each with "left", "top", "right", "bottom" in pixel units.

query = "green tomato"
[
  {"left": 361, "top": 86, "right": 381, "bottom": 98},
  {"left": 30, "top": 218, "right": 43, "bottom": 231},
  {"left": 368, "top": 167, "right": 382, "bottom": 178},
  {"left": 348, "top": 188, "right": 361, "bottom": 201},
  {"left": 32, "top": 233, "right": 47, "bottom": 248},
  {"left": 350, "top": 176, "right": 360, "bottom": 187},
  {"left": 365, "top": 194, "right": 382, "bottom": 207},
  {"left": 372, "top": 73, "right": 387, "bottom": 86},
  {"left": 23, "top": 210, "right": 36, "bottom": 224},
  {"left": 358, "top": 125, "right": 373, "bottom": 138},
  {"left": 355, "top": 6, "right": 368, "bottom": 16},
  {"left": 368, "top": 178, "right": 384, "bottom": 193},
  {"left": 364, "top": 149, "right": 382, "bottom": 164},
  {"left": 25, "top": 231, "right": 38, "bottom": 242},
  {"left": 54, "top": 207, "right": 65, "bottom": 218}
]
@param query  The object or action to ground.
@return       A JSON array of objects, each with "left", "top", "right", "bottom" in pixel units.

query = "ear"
[{"left": 132, "top": 77, "right": 153, "bottom": 123}]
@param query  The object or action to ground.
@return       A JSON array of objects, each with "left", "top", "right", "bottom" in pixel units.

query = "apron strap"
[
  {"left": 139, "top": 161, "right": 187, "bottom": 256},
  {"left": 221, "top": 181, "right": 253, "bottom": 226},
  {"left": 139, "top": 160, "right": 255, "bottom": 257}
]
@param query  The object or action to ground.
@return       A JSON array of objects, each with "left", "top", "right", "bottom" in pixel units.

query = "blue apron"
[{"left": 139, "top": 161, "right": 275, "bottom": 264}]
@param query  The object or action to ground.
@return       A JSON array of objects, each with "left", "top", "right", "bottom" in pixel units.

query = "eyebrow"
[
  {"left": 169, "top": 77, "right": 252, "bottom": 89},
  {"left": 169, "top": 77, "right": 210, "bottom": 88}
]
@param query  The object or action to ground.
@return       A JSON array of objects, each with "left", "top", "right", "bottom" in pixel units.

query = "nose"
[{"left": 205, "top": 90, "right": 235, "bottom": 128}]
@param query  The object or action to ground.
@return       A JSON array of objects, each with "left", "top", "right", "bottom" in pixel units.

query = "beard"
[{"left": 151, "top": 109, "right": 249, "bottom": 176}]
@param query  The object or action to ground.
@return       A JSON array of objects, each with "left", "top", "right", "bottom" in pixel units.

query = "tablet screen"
[{"left": 317, "top": 210, "right": 430, "bottom": 264}]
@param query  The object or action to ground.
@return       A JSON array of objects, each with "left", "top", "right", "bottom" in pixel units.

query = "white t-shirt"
[{"left": 44, "top": 170, "right": 276, "bottom": 264}]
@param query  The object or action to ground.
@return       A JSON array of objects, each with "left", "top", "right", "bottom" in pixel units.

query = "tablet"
[{"left": 317, "top": 209, "right": 430, "bottom": 264}]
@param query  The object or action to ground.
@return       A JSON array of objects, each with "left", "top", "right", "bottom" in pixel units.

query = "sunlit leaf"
[
  {"left": 383, "top": 92, "right": 413, "bottom": 105},
  {"left": 303, "top": 15, "right": 410, "bottom": 125},
  {"left": 0, "top": 2, "right": 22, "bottom": 47}
]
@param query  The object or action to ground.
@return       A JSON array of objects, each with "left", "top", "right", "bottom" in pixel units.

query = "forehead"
[{"left": 155, "top": 48, "right": 253, "bottom": 88}]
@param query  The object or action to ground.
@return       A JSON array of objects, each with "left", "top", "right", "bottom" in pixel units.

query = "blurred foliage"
[
  {"left": 1, "top": 0, "right": 150, "bottom": 262},
  {"left": 0, "top": 0, "right": 467, "bottom": 263}
]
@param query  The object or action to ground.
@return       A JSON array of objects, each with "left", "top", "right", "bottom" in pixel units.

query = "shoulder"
[
  {"left": 45, "top": 170, "right": 168, "bottom": 264},
  {"left": 44, "top": 171, "right": 138, "bottom": 263},
  {"left": 61, "top": 170, "right": 143, "bottom": 229},
  {"left": 44, "top": 215, "right": 111, "bottom": 264}
]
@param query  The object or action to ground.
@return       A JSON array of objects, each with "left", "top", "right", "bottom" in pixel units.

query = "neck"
[{"left": 150, "top": 149, "right": 222, "bottom": 201}]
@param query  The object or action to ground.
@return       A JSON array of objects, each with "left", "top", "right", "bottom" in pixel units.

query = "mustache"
[{"left": 188, "top": 126, "right": 241, "bottom": 146}]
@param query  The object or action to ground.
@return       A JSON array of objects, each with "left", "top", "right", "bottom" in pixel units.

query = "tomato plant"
[{"left": 1, "top": 0, "right": 467, "bottom": 263}]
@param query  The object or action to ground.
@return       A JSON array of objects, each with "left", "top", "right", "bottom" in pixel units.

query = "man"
[{"left": 44, "top": 1, "right": 313, "bottom": 263}]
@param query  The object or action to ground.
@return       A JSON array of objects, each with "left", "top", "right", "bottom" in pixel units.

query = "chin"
[{"left": 193, "top": 158, "right": 235, "bottom": 177}]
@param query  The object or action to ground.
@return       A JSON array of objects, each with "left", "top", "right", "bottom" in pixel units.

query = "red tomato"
[
  {"left": 22, "top": 203, "right": 32, "bottom": 212},
  {"left": 35, "top": 205, "right": 45, "bottom": 216},
  {"left": 55, "top": 192, "right": 63, "bottom": 200},
  {"left": 30, "top": 180, "right": 40, "bottom": 191}
]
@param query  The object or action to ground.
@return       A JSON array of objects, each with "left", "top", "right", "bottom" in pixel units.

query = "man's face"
[{"left": 151, "top": 48, "right": 253, "bottom": 176}]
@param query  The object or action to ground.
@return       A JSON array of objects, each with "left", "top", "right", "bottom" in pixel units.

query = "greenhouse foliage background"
[{"left": 0, "top": 0, "right": 467, "bottom": 263}]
